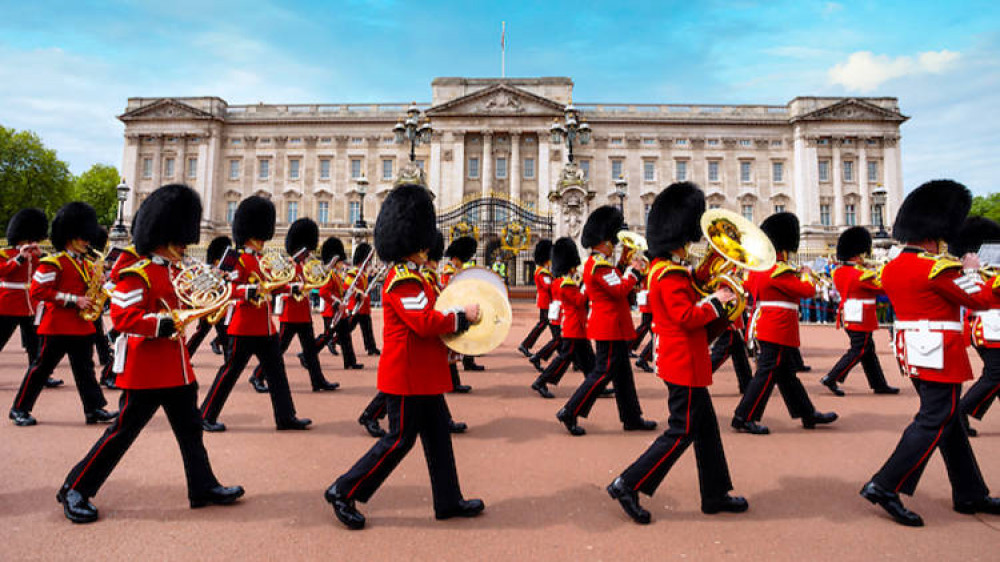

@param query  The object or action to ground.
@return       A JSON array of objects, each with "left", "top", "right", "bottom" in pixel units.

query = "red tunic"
[
  {"left": 376, "top": 262, "right": 460, "bottom": 395},
  {"left": 832, "top": 264, "right": 882, "bottom": 332},
  {"left": 882, "top": 249, "right": 993, "bottom": 383},
  {"left": 583, "top": 253, "right": 638, "bottom": 341},
  {"left": 649, "top": 258, "right": 722, "bottom": 387},
  {"left": 30, "top": 252, "right": 97, "bottom": 336},
  {"left": 110, "top": 257, "right": 196, "bottom": 389},
  {"left": 749, "top": 263, "right": 814, "bottom": 348},
  {"left": 109, "top": 246, "right": 141, "bottom": 284},
  {"left": 0, "top": 248, "right": 39, "bottom": 317},
  {"left": 227, "top": 250, "right": 278, "bottom": 337},
  {"left": 277, "top": 261, "right": 313, "bottom": 324},
  {"left": 439, "top": 263, "right": 457, "bottom": 287},
  {"left": 318, "top": 270, "right": 343, "bottom": 319},
  {"left": 556, "top": 277, "right": 587, "bottom": 338},
  {"left": 534, "top": 266, "right": 553, "bottom": 310},
  {"left": 345, "top": 267, "right": 372, "bottom": 315}
]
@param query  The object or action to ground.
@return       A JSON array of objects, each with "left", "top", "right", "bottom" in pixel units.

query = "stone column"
[
  {"left": 792, "top": 131, "right": 818, "bottom": 225},
  {"left": 429, "top": 132, "right": 442, "bottom": 199},
  {"left": 121, "top": 134, "right": 141, "bottom": 220},
  {"left": 510, "top": 132, "right": 521, "bottom": 201},
  {"left": 832, "top": 139, "right": 844, "bottom": 226},
  {"left": 151, "top": 135, "right": 164, "bottom": 190},
  {"left": 201, "top": 126, "right": 222, "bottom": 227},
  {"left": 482, "top": 131, "right": 493, "bottom": 196},
  {"left": 884, "top": 136, "right": 903, "bottom": 227},
  {"left": 450, "top": 132, "right": 465, "bottom": 207},
  {"left": 538, "top": 136, "right": 551, "bottom": 213},
  {"left": 858, "top": 143, "right": 870, "bottom": 226}
]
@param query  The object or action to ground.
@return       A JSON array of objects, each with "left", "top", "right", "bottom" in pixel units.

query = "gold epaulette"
[
  {"left": 385, "top": 265, "right": 422, "bottom": 292},
  {"left": 536, "top": 266, "right": 551, "bottom": 277},
  {"left": 650, "top": 261, "right": 687, "bottom": 280},
  {"left": 856, "top": 265, "right": 879, "bottom": 284},
  {"left": 40, "top": 253, "right": 64, "bottom": 269},
  {"left": 120, "top": 259, "right": 152, "bottom": 287},
  {"left": 927, "top": 254, "right": 962, "bottom": 279},
  {"left": 560, "top": 276, "right": 579, "bottom": 288},
  {"left": 124, "top": 245, "right": 140, "bottom": 259},
  {"left": 0, "top": 248, "right": 15, "bottom": 259},
  {"left": 771, "top": 263, "right": 797, "bottom": 278},
  {"left": 589, "top": 255, "right": 613, "bottom": 276},
  {"left": 992, "top": 276, "right": 1000, "bottom": 292}
]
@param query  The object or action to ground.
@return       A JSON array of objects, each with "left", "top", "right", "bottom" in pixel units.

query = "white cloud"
[{"left": 828, "top": 49, "right": 961, "bottom": 92}]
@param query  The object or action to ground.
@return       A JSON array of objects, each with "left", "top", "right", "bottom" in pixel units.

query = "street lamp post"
[
  {"left": 614, "top": 175, "right": 628, "bottom": 228},
  {"left": 871, "top": 184, "right": 888, "bottom": 239},
  {"left": 111, "top": 178, "right": 131, "bottom": 243},
  {"left": 354, "top": 176, "right": 369, "bottom": 229},
  {"left": 394, "top": 102, "right": 432, "bottom": 162},
  {"left": 549, "top": 102, "right": 591, "bottom": 163}
]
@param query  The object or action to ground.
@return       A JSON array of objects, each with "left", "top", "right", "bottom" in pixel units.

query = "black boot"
[
  {"left": 85, "top": 409, "right": 118, "bottom": 425},
  {"left": 731, "top": 416, "right": 769, "bottom": 435},
  {"left": 802, "top": 411, "right": 838, "bottom": 429},
  {"left": 57, "top": 485, "right": 99, "bottom": 524},
  {"left": 607, "top": 477, "right": 650, "bottom": 524},
  {"left": 701, "top": 495, "right": 749, "bottom": 514},
  {"left": 531, "top": 379, "right": 555, "bottom": 399},
  {"left": 324, "top": 484, "right": 365, "bottom": 530},
  {"left": 435, "top": 498, "right": 485, "bottom": 520},
  {"left": 860, "top": 481, "right": 923, "bottom": 527},
  {"left": 9, "top": 408, "right": 37, "bottom": 427},
  {"left": 820, "top": 375, "right": 845, "bottom": 396},
  {"left": 249, "top": 376, "right": 269, "bottom": 393},
  {"left": 189, "top": 485, "right": 245, "bottom": 508},
  {"left": 556, "top": 408, "right": 585, "bottom": 436},
  {"left": 463, "top": 356, "right": 485, "bottom": 371},
  {"left": 358, "top": 415, "right": 385, "bottom": 438},
  {"left": 44, "top": 377, "right": 64, "bottom": 388},
  {"left": 448, "top": 419, "right": 468, "bottom": 433}
]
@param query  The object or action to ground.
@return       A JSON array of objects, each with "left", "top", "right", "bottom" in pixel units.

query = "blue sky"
[{"left": 1, "top": 0, "right": 997, "bottom": 194}]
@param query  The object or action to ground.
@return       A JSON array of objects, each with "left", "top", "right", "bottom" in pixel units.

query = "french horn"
[
  {"left": 170, "top": 261, "right": 233, "bottom": 337},
  {"left": 295, "top": 258, "right": 331, "bottom": 301},
  {"left": 254, "top": 249, "right": 295, "bottom": 306}
]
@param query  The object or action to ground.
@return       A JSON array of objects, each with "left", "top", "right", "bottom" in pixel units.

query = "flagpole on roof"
[{"left": 501, "top": 21, "right": 506, "bottom": 78}]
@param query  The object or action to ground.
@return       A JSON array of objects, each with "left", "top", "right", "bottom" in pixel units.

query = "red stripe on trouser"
[
  {"left": 834, "top": 333, "right": 869, "bottom": 383},
  {"left": 549, "top": 344, "right": 573, "bottom": 380},
  {"left": 71, "top": 390, "right": 130, "bottom": 489},
  {"left": 574, "top": 345, "right": 614, "bottom": 416},
  {"left": 634, "top": 387, "right": 692, "bottom": 491},
  {"left": 747, "top": 348, "right": 781, "bottom": 420},
  {"left": 970, "top": 382, "right": 1000, "bottom": 417},
  {"left": 895, "top": 385, "right": 956, "bottom": 493},
  {"left": 16, "top": 336, "right": 49, "bottom": 410},
  {"left": 349, "top": 396, "right": 405, "bottom": 499},
  {"left": 203, "top": 338, "right": 239, "bottom": 417}
]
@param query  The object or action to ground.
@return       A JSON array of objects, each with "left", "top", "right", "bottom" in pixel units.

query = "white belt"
[
  {"left": 970, "top": 310, "right": 1000, "bottom": 319},
  {"left": 845, "top": 298, "right": 876, "bottom": 305},
  {"left": 894, "top": 320, "right": 963, "bottom": 332},
  {"left": 758, "top": 301, "right": 799, "bottom": 311},
  {"left": 0, "top": 282, "right": 27, "bottom": 289}
]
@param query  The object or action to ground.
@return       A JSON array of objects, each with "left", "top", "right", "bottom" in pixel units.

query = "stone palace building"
[{"left": 119, "top": 77, "right": 907, "bottom": 261}]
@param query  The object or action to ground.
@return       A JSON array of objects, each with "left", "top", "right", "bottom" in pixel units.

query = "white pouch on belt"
[
  {"left": 981, "top": 310, "right": 1000, "bottom": 341},
  {"left": 905, "top": 330, "right": 944, "bottom": 370},
  {"left": 637, "top": 290, "right": 648, "bottom": 307},
  {"left": 843, "top": 299, "right": 864, "bottom": 323},
  {"left": 548, "top": 301, "right": 561, "bottom": 321}
]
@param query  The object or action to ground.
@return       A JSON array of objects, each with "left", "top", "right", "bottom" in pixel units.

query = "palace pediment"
[
  {"left": 792, "top": 98, "right": 907, "bottom": 123},
  {"left": 119, "top": 99, "right": 219, "bottom": 121},
  {"left": 426, "top": 84, "right": 564, "bottom": 117}
]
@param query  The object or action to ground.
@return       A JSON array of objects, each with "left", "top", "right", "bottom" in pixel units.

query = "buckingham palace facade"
[{"left": 118, "top": 76, "right": 907, "bottom": 252}]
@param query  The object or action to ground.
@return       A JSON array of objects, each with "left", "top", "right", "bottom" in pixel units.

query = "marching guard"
[
  {"left": 58, "top": 183, "right": 243, "bottom": 524},
  {"left": 9, "top": 202, "right": 116, "bottom": 426},
  {"left": 518, "top": 239, "right": 557, "bottom": 368},
  {"left": 0, "top": 209, "right": 47, "bottom": 373},
  {"left": 731, "top": 212, "right": 836, "bottom": 434},
  {"left": 345, "top": 243, "right": 381, "bottom": 357},
  {"left": 443, "top": 236, "right": 478, "bottom": 389},
  {"left": 199, "top": 196, "right": 311, "bottom": 432},
  {"left": 325, "top": 183, "right": 483, "bottom": 530},
  {"left": 314, "top": 237, "right": 364, "bottom": 370},
  {"left": 607, "top": 182, "right": 747, "bottom": 524},
  {"left": 861, "top": 179, "right": 1000, "bottom": 526},
  {"left": 820, "top": 227, "right": 898, "bottom": 396},
  {"left": 556, "top": 206, "right": 656, "bottom": 436}
]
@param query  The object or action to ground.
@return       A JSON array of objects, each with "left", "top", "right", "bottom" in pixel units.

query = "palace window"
[
  {"left": 187, "top": 158, "right": 197, "bottom": 179},
  {"left": 771, "top": 140, "right": 783, "bottom": 147},
  {"left": 643, "top": 138, "right": 656, "bottom": 146},
  {"left": 706, "top": 139, "right": 720, "bottom": 147},
  {"left": 818, "top": 160, "right": 830, "bottom": 182},
  {"left": 643, "top": 161, "right": 655, "bottom": 182},
  {"left": 164, "top": 157, "right": 175, "bottom": 178},
  {"left": 611, "top": 159, "right": 624, "bottom": 180},
  {"left": 287, "top": 201, "right": 298, "bottom": 223},
  {"left": 319, "top": 159, "right": 331, "bottom": 179},
  {"left": 843, "top": 160, "right": 854, "bottom": 182},
  {"left": 872, "top": 204, "right": 884, "bottom": 228},
  {"left": 820, "top": 204, "right": 831, "bottom": 226},
  {"left": 317, "top": 201, "right": 329, "bottom": 225},
  {"left": 708, "top": 160, "right": 720, "bottom": 182},
  {"left": 226, "top": 201, "right": 237, "bottom": 224},
  {"left": 289, "top": 138, "right": 302, "bottom": 145},
  {"left": 843, "top": 139, "right": 853, "bottom": 145},
  {"left": 229, "top": 160, "right": 240, "bottom": 180},
  {"left": 496, "top": 157, "right": 507, "bottom": 179},
  {"left": 675, "top": 139, "right": 688, "bottom": 146},
  {"left": 382, "top": 159, "right": 393, "bottom": 181},
  {"left": 845, "top": 204, "right": 856, "bottom": 226},
  {"left": 289, "top": 158, "right": 300, "bottom": 180},
  {"left": 643, "top": 204, "right": 651, "bottom": 226},
  {"left": 772, "top": 162, "right": 784, "bottom": 183},
  {"left": 817, "top": 138, "right": 829, "bottom": 146},
  {"left": 739, "top": 139, "right": 752, "bottom": 147},
  {"left": 258, "top": 159, "right": 270, "bottom": 180},
  {"left": 774, "top": 204, "right": 785, "bottom": 213},
  {"left": 415, "top": 160, "right": 424, "bottom": 170},
  {"left": 867, "top": 138, "right": 877, "bottom": 146},
  {"left": 230, "top": 138, "right": 241, "bottom": 145},
  {"left": 523, "top": 157, "right": 535, "bottom": 179},
  {"left": 579, "top": 160, "right": 590, "bottom": 180},
  {"left": 741, "top": 204, "right": 754, "bottom": 222},
  {"left": 348, "top": 202, "right": 360, "bottom": 224},
  {"left": 709, "top": 202, "right": 722, "bottom": 210},
  {"left": 142, "top": 158, "right": 152, "bottom": 179},
  {"left": 350, "top": 137, "right": 364, "bottom": 145},
  {"left": 468, "top": 157, "right": 480, "bottom": 179},
  {"left": 675, "top": 160, "right": 687, "bottom": 181},
  {"left": 867, "top": 161, "right": 879, "bottom": 182},
  {"left": 610, "top": 138, "right": 624, "bottom": 146},
  {"left": 350, "top": 158, "right": 362, "bottom": 179},
  {"left": 740, "top": 161, "right": 752, "bottom": 183}
]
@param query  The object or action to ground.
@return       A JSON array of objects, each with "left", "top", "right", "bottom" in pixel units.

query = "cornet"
[{"left": 617, "top": 230, "right": 649, "bottom": 273}]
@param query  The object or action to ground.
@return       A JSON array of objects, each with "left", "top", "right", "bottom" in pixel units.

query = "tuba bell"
[
  {"left": 692, "top": 209, "right": 776, "bottom": 321},
  {"left": 616, "top": 230, "right": 650, "bottom": 273}
]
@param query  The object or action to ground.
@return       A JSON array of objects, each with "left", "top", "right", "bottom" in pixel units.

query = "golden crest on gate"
[
  {"left": 450, "top": 222, "right": 479, "bottom": 242},
  {"left": 500, "top": 222, "right": 530, "bottom": 253}
]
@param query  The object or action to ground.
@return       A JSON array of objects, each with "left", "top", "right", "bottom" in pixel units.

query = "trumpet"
[
  {"left": 169, "top": 261, "right": 233, "bottom": 338},
  {"left": 254, "top": 249, "right": 295, "bottom": 306},
  {"left": 617, "top": 230, "right": 649, "bottom": 273},
  {"left": 79, "top": 249, "right": 109, "bottom": 322},
  {"left": 295, "top": 258, "right": 332, "bottom": 302},
  {"left": 692, "top": 209, "right": 776, "bottom": 321}
]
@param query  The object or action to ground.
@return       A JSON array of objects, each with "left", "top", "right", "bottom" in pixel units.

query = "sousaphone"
[{"left": 434, "top": 266, "right": 512, "bottom": 356}]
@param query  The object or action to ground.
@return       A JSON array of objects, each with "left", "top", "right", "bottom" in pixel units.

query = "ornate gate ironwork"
[{"left": 437, "top": 193, "right": 554, "bottom": 286}]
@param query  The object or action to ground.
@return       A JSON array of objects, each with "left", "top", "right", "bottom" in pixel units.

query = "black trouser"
[
  {"left": 520, "top": 309, "right": 549, "bottom": 350},
  {"left": 362, "top": 391, "right": 458, "bottom": 424},
  {"left": 64, "top": 383, "right": 220, "bottom": 499},
  {"left": 333, "top": 394, "right": 464, "bottom": 512},
  {"left": 734, "top": 342, "right": 815, "bottom": 422},
  {"left": 186, "top": 318, "right": 227, "bottom": 357},
  {"left": 0, "top": 315, "right": 39, "bottom": 363},
  {"left": 619, "top": 384, "right": 733, "bottom": 499},
  {"left": 92, "top": 319, "right": 112, "bottom": 366},
  {"left": 631, "top": 312, "right": 653, "bottom": 352},
  {"left": 350, "top": 313, "right": 379, "bottom": 353},
  {"left": 316, "top": 317, "right": 357, "bottom": 368},
  {"left": 825, "top": 329, "right": 889, "bottom": 389},
  {"left": 562, "top": 340, "right": 644, "bottom": 425},
  {"left": 539, "top": 338, "right": 595, "bottom": 385},
  {"left": 251, "top": 322, "right": 330, "bottom": 389},
  {"left": 531, "top": 325, "right": 561, "bottom": 363},
  {"left": 200, "top": 335, "right": 298, "bottom": 424},
  {"left": 962, "top": 346, "right": 1000, "bottom": 420},
  {"left": 639, "top": 337, "right": 653, "bottom": 364},
  {"left": 872, "top": 379, "right": 988, "bottom": 502},
  {"left": 710, "top": 327, "right": 752, "bottom": 394},
  {"left": 12, "top": 334, "right": 107, "bottom": 415}
]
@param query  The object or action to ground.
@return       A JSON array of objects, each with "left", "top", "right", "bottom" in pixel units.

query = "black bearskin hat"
[
  {"left": 374, "top": 183, "right": 437, "bottom": 262},
  {"left": 285, "top": 217, "right": 319, "bottom": 257},
  {"left": 354, "top": 242, "right": 372, "bottom": 266},
  {"left": 206, "top": 236, "right": 232, "bottom": 264},
  {"left": 836, "top": 227, "right": 872, "bottom": 261},
  {"left": 428, "top": 230, "right": 445, "bottom": 263},
  {"left": 133, "top": 184, "right": 202, "bottom": 255},
  {"left": 647, "top": 182, "right": 706, "bottom": 258},
  {"left": 893, "top": 180, "right": 971, "bottom": 244},
  {"left": 445, "top": 236, "right": 477, "bottom": 262},
  {"left": 232, "top": 195, "right": 275, "bottom": 246},
  {"left": 50, "top": 202, "right": 99, "bottom": 252},
  {"left": 581, "top": 205, "right": 625, "bottom": 248},
  {"left": 6, "top": 208, "right": 48, "bottom": 245},
  {"left": 949, "top": 216, "right": 1000, "bottom": 257},
  {"left": 321, "top": 237, "right": 346, "bottom": 264},
  {"left": 551, "top": 237, "right": 581, "bottom": 278},
  {"left": 760, "top": 212, "right": 800, "bottom": 254},
  {"left": 533, "top": 239, "right": 553, "bottom": 265},
  {"left": 91, "top": 226, "right": 109, "bottom": 252}
]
